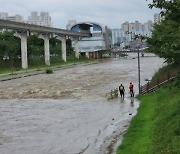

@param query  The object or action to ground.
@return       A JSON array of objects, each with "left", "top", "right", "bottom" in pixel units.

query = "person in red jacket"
[{"left": 129, "top": 82, "right": 134, "bottom": 97}]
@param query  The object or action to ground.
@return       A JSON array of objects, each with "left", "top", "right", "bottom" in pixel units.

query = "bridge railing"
[{"left": 140, "top": 68, "right": 178, "bottom": 94}]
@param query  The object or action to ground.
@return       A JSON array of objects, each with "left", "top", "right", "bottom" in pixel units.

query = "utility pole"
[{"left": 137, "top": 45, "right": 141, "bottom": 94}]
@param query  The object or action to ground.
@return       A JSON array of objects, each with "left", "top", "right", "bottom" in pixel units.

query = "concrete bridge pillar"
[
  {"left": 95, "top": 51, "right": 98, "bottom": 59},
  {"left": 74, "top": 38, "right": 80, "bottom": 59},
  {"left": 92, "top": 52, "right": 96, "bottom": 58},
  {"left": 14, "top": 31, "right": 29, "bottom": 69},
  {"left": 89, "top": 52, "right": 92, "bottom": 58},
  {"left": 96, "top": 51, "right": 99, "bottom": 59},
  {"left": 39, "top": 34, "right": 51, "bottom": 66},
  {"left": 56, "top": 36, "right": 66, "bottom": 62},
  {"left": 85, "top": 52, "right": 89, "bottom": 58}
]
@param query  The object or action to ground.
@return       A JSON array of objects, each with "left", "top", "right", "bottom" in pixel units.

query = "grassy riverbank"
[
  {"left": 0, "top": 56, "right": 97, "bottom": 77},
  {"left": 117, "top": 78, "right": 180, "bottom": 154}
]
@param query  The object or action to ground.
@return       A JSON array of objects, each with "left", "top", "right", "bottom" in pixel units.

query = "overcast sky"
[{"left": 0, "top": 0, "right": 160, "bottom": 29}]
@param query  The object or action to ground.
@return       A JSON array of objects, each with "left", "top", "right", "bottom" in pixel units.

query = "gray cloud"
[{"left": 0, "top": 0, "right": 159, "bottom": 28}]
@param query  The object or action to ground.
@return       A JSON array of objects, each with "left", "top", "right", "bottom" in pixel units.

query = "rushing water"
[{"left": 0, "top": 53, "right": 165, "bottom": 154}]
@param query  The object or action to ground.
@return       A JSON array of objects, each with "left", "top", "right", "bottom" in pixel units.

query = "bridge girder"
[{"left": 0, "top": 19, "right": 91, "bottom": 37}]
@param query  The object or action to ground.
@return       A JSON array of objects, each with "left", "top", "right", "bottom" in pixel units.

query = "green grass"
[
  {"left": 152, "top": 83, "right": 180, "bottom": 153},
  {"left": 0, "top": 56, "right": 97, "bottom": 77},
  {"left": 117, "top": 80, "right": 180, "bottom": 154}
]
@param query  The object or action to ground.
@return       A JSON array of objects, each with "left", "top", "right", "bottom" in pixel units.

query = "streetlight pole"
[
  {"left": 137, "top": 45, "right": 141, "bottom": 94},
  {"left": 129, "top": 33, "right": 142, "bottom": 94},
  {"left": 135, "top": 34, "right": 148, "bottom": 94}
]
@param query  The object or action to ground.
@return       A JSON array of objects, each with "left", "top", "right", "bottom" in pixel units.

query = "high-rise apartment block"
[
  {"left": 121, "top": 21, "right": 129, "bottom": 32},
  {"left": 111, "top": 20, "right": 154, "bottom": 46},
  {"left": 7, "top": 14, "right": 24, "bottom": 22},
  {"left": 129, "top": 23, "right": 135, "bottom": 32},
  {"left": 0, "top": 12, "right": 8, "bottom": 20},
  {"left": 27, "top": 12, "right": 52, "bottom": 27},
  {"left": 154, "top": 13, "right": 162, "bottom": 24},
  {"left": 111, "top": 29, "right": 124, "bottom": 46},
  {"left": 0, "top": 12, "right": 23, "bottom": 22},
  {"left": 0, "top": 11, "right": 52, "bottom": 27},
  {"left": 121, "top": 20, "right": 152, "bottom": 36}
]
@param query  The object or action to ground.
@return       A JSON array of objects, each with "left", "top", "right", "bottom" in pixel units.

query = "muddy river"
[{"left": 0, "top": 53, "right": 165, "bottom": 154}]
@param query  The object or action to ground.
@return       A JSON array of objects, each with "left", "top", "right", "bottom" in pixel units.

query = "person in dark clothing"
[{"left": 119, "top": 84, "right": 125, "bottom": 99}]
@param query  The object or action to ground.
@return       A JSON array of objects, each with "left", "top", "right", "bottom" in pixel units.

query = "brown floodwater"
[{"left": 0, "top": 53, "right": 165, "bottom": 154}]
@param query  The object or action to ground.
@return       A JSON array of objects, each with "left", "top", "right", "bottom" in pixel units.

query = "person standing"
[
  {"left": 129, "top": 82, "right": 134, "bottom": 97},
  {"left": 119, "top": 84, "right": 125, "bottom": 99}
]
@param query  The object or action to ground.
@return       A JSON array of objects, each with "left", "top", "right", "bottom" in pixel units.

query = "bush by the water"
[{"left": 45, "top": 68, "right": 53, "bottom": 74}]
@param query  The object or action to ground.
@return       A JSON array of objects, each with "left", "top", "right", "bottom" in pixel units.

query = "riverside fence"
[{"left": 140, "top": 68, "right": 179, "bottom": 94}]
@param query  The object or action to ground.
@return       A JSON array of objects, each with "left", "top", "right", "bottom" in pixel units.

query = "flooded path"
[{"left": 0, "top": 53, "right": 165, "bottom": 154}]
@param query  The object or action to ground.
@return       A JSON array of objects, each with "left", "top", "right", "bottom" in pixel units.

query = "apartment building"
[
  {"left": 27, "top": 11, "right": 52, "bottom": 27},
  {"left": 0, "top": 12, "right": 23, "bottom": 22}
]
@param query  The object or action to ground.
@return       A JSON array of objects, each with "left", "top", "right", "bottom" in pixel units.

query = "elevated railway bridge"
[{"left": 0, "top": 20, "right": 111, "bottom": 68}]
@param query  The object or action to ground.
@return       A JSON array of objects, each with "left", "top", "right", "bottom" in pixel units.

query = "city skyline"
[
  {"left": 0, "top": 11, "right": 157, "bottom": 29},
  {"left": 0, "top": 11, "right": 53, "bottom": 27},
  {"left": 0, "top": 0, "right": 160, "bottom": 29}
]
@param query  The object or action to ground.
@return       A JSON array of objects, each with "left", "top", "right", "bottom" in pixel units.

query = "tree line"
[
  {"left": 0, "top": 31, "right": 74, "bottom": 69},
  {"left": 147, "top": 0, "right": 180, "bottom": 68}
]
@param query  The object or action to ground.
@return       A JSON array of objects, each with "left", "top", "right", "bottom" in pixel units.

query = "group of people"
[{"left": 119, "top": 82, "right": 134, "bottom": 99}]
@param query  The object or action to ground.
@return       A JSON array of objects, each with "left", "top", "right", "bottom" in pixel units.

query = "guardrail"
[
  {"left": 106, "top": 88, "right": 118, "bottom": 99},
  {"left": 140, "top": 68, "right": 178, "bottom": 94}
]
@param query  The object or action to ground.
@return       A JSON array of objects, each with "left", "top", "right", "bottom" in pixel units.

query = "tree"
[
  {"left": 66, "top": 39, "right": 74, "bottom": 56},
  {"left": 27, "top": 34, "right": 44, "bottom": 69},
  {"left": 0, "top": 31, "right": 21, "bottom": 72},
  {"left": 49, "top": 37, "right": 61, "bottom": 57},
  {"left": 147, "top": 0, "right": 180, "bottom": 67},
  {"left": 0, "top": 39, "right": 7, "bottom": 60},
  {"left": 27, "top": 34, "right": 44, "bottom": 58}
]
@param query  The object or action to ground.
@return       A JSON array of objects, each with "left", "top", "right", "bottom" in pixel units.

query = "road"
[{"left": 0, "top": 53, "right": 165, "bottom": 154}]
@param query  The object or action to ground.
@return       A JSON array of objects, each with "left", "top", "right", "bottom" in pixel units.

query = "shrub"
[{"left": 45, "top": 68, "right": 53, "bottom": 74}]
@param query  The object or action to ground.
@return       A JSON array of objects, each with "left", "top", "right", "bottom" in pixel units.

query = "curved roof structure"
[
  {"left": 70, "top": 22, "right": 105, "bottom": 33},
  {"left": 69, "top": 22, "right": 111, "bottom": 53}
]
